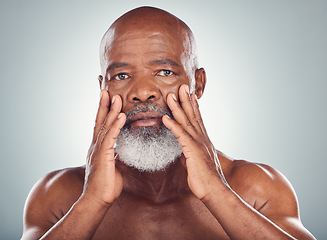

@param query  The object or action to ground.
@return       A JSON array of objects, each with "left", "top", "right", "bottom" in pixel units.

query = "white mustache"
[{"left": 124, "top": 103, "right": 173, "bottom": 125}]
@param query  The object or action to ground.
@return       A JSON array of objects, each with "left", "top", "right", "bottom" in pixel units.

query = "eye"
[
  {"left": 113, "top": 73, "right": 129, "bottom": 81},
  {"left": 157, "top": 70, "right": 174, "bottom": 77}
]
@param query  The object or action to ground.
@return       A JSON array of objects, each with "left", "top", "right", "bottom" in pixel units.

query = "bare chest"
[{"left": 92, "top": 194, "right": 230, "bottom": 240}]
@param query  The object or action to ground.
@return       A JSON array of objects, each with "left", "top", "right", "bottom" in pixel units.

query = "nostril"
[
  {"left": 147, "top": 95, "right": 155, "bottom": 100},
  {"left": 132, "top": 95, "right": 156, "bottom": 102}
]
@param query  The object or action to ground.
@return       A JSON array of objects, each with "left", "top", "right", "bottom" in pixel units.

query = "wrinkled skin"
[{"left": 21, "top": 7, "right": 315, "bottom": 240}]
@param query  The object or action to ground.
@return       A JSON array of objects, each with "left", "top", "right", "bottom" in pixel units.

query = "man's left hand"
[{"left": 162, "top": 84, "right": 229, "bottom": 201}]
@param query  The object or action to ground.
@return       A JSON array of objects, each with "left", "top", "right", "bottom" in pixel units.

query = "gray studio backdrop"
[{"left": 1, "top": 0, "right": 326, "bottom": 239}]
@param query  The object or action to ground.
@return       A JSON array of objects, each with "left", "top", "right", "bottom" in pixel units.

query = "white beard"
[{"left": 115, "top": 103, "right": 183, "bottom": 172}]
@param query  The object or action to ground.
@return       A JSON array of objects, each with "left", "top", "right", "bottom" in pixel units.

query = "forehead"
[{"left": 101, "top": 21, "right": 188, "bottom": 65}]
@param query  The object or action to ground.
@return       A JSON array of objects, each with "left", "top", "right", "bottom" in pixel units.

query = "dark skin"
[{"left": 22, "top": 7, "right": 315, "bottom": 240}]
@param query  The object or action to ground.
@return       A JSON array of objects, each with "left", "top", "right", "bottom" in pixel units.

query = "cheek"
[
  {"left": 106, "top": 82, "right": 130, "bottom": 107},
  {"left": 160, "top": 82, "right": 185, "bottom": 103},
  {"left": 107, "top": 83, "right": 124, "bottom": 95}
]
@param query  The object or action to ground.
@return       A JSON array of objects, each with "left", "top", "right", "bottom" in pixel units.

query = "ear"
[
  {"left": 98, "top": 75, "right": 103, "bottom": 89},
  {"left": 194, "top": 68, "right": 206, "bottom": 99}
]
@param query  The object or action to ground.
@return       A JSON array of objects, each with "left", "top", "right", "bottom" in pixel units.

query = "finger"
[
  {"left": 98, "top": 113, "right": 126, "bottom": 160},
  {"left": 162, "top": 115, "right": 204, "bottom": 161},
  {"left": 162, "top": 114, "right": 196, "bottom": 154},
  {"left": 96, "top": 95, "right": 123, "bottom": 145},
  {"left": 92, "top": 90, "right": 110, "bottom": 143},
  {"left": 166, "top": 92, "right": 198, "bottom": 138},
  {"left": 190, "top": 94, "right": 208, "bottom": 137},
  {"left": 178, "top": 84, "right": 203, "bottom": 134}
]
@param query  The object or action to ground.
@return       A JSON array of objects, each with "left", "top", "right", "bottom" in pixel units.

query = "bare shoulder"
[
  {"left": 218, "top": 152, "right": 316, "bottom": 239},
  {"left": 22, "top": 166, "right": 85, "bottom": 239},
  {"left": 220, "top": 153, "right": 299, "bottom": 216}
]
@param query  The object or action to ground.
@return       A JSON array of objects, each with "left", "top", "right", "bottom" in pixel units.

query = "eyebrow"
[
  {"left": 106, "top": 58, "right": 181, "bottom": 73},
  {"left": 149, "top": 58, "right": 181, "bottom": 68},
  {"left": 106, "top": 62, "right": 130, "bottom": 72}
]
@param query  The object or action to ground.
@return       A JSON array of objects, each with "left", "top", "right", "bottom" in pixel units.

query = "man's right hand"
[
  {"left": 21, "top": 90, "right": 126, "bottom": 240},
  {"left": 82, "top": 90, "right": 126, "bottom": 207}
]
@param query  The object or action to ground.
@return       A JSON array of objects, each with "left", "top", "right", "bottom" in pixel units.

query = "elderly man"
[{"left": 22, "top": 6, "right": 315, "bottom": 240}]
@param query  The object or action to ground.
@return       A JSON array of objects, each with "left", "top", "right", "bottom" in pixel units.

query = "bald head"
[
  {"left": 109, "top": 7, "right": 189, "bottom": 34},
  {"left": 99, "top": 7, "right": 199, "bottom": 90}
]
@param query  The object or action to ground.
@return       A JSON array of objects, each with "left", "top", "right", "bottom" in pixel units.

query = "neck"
[{"left": 117, "top": 155, "right": 190, "bottom": 204}]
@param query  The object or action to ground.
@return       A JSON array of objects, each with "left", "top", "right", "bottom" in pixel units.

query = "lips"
[{"left": 129, "top": 111, "right": 163, "bottom": 127}]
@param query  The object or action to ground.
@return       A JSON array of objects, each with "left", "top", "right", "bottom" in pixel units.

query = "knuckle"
[
  {"left": 185, "top": 120, "right": 193, "bottom": 127},
  {"left": 109, "top": 108, "right": 120, "bottom": 116},
  {"left": 100, "top": 124, "right": 109, "bottom": 133},
  {"left": 93, "top": 125, "right": 100, "bottom": 135},
  {"left": 108, "top": 124, "right": 119, "bottom": 133},
  {"left": 198, "top": 116, "right": 204, "bottom": 124},
  {"left": 191, "top": 113, "right": 198, "bottom": 122},
  {"left": 180, "top": 128, "right": 192, "bottom": 140},
  {"left": 95, "top": 119, "right": 102, "bottom": 128}
]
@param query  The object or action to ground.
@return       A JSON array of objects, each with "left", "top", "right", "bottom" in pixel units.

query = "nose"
[{"left": 127, "top": 76, "right": 160, "bottom": 103}]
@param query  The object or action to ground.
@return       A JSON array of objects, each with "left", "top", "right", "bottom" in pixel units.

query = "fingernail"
[
  {"left": 111, "top": 96, "right": 116, "bottom": 104},
  {"left": 117, "top": 113, "right": 123, "bottom": 119},
  {"left": 185, "top": 85, "right": 190, "bottom": 95},
  {"left": 172, "top": 93, "right": 177, "bottom": 101},
  {"left": 165, "top": 115, "right": 171, "bottom": 119}
]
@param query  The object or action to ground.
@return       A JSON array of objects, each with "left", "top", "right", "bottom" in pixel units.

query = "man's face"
[
  {"left": 102, "top": 27, "right": 192, "bottom": 117},
  {"left": 100, "top": 26, "right": 195, "bottom": 171}
]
